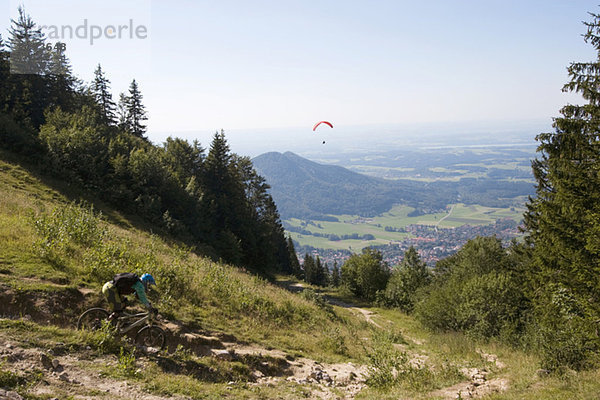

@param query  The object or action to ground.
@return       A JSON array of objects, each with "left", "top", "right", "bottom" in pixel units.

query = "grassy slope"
[
  {"left": 0, "top": 153, "right": 371, "bottom": 360},
  {"left": 1, "top": 152, "right": 599, "bottom": 399}
]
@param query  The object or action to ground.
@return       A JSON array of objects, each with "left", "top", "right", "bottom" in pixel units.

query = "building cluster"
[{"left": 297, "top": 218, "right": 522, "bottom": 269}]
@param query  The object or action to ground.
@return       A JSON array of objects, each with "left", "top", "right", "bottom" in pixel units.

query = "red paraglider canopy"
[{"left": 313, "top": 121, "right": 333, "bottom": 131}]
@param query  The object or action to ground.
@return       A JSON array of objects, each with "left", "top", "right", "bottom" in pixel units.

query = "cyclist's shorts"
[{"left": 102, "top": 281, "right": 123, "bottom": 310}]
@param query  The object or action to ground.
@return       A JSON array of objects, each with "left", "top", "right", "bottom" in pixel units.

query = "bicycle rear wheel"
[
  {"left": 77, "top": 308, "right": 110, "bottom": 331},
  {"left": 135, "top": 325, "right": 166, "bottom": 350}
]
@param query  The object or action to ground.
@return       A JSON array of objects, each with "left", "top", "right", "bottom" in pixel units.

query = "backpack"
[{"left": 112, "top": 273, "right": 140, "bottom": 295}]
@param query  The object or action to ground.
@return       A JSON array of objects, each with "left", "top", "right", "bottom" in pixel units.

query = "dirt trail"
[
  {"left": 325, "top": 296, "right": 382, "bottom": 328},
  {"left": 287, "top": 281, "right": 382, "bottom": 328},
  {"left": 0, "top": 319, "right": 368, "bottom": 400},
  {"left": 0, "top": 339, "right": 189, "bottom": 400},
  {"left": 429, "top": 351, "right": 509, "bottom": 399},
  {"left": 1, "top": 280, "right": 509, "bottom": 399},
  {"left": 286, "top": 283, "right": 510, "bottom": 399},
  {"left": 1, "top": 282, "right": 370, "bottom": 399},
  {"left": 162, "top": 320, "right": 369, "bottom": 399}
]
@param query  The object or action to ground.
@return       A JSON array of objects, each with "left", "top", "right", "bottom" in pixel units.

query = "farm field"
[
  {"left": 311, "top": 145, "right": 537, "bottom": 183},
  {"left": 285, "top": 203, "right": 526, "bottom": 251}
]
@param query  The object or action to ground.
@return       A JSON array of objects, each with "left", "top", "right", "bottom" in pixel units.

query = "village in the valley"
[{"left": 296, "top": 218, "right": 522, "bottom": 269}]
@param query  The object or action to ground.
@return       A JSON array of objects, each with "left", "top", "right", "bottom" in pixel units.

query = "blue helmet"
[{"left": 141, "top": 273, "right": 156, "bottom": 288}]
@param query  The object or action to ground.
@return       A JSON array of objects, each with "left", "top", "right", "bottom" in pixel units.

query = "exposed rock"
[
  {"left": 252, "top": 370, "right": 265, "bottom": 379},
  {"left": 0, "top": 389, "right": 23, "bottom": 400},
  {"left": 136, "top": 345, "right": 160, "bottom": 355},
  {"left": 183, "top": 333, "right": 224, "bottom": 348},
  {"left": 39, "top": 353, "right": 53, "bottom": 370},
  {"left": 211, "top": 349, "right": 236, "bottom": 361}
]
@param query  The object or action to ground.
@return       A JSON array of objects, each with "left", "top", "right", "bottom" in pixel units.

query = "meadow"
[{"left": 285, "top": 203, "right": 526, "bottom": 251}]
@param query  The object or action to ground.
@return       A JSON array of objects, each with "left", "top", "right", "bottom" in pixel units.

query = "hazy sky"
[{"left": 1, "top": 0, "right": 598, "bottom": 148}]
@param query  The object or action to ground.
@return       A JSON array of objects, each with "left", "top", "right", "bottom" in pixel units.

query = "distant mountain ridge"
[
  {"left": 252, "top": 151, "right": 535, "bottom": 220},
  {"left": 252, "top": 152, "right": 431, "bottom": 220}
]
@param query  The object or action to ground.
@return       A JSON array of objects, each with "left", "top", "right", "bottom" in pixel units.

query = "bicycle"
[{"left": 77, "top": 307, "right": 167, "bottom": 350}]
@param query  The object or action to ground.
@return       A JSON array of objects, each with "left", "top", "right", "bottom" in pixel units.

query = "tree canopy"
[
  {"left": 0, "top": 7, "right": 292, "bottom": 275},
  {"left": 523, "top": 10, "right": 600, "bottom": 370}
]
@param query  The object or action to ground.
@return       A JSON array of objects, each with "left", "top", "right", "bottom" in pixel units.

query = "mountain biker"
[{"left": 102, "top": 273, "right": 157, "bottom": 318}]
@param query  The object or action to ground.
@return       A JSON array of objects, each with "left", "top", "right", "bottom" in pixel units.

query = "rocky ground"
[{"left": 0, "top": 282, "right": 509, "bottom": 399}]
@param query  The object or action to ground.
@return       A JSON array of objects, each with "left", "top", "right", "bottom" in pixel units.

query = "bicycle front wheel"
[
  {"left": 77, "top": 308, "right": 110, "bottom": 331},
  {"left": 135, "top": 326, "right": 166, "bottom": 350}
]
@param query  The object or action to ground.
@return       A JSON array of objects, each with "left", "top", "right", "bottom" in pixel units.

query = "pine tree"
[
  {"left": 331, "top": 261, "right": 340, "bottom": 287},
  {"left": 287, "top": 236, "right": 302, "bottom": 278},
  {"left": 234, "top": 155, "right": 273, "bottom": 268},
  {"left": 314, "top": 256, "right": 328, "bottom": 286},
  {"left": 0, "top": 34, "right": 9, "bottom": 111},
  {"left": 91, "top": 64, "right": 117, "bottom": 125},
  {"left": 6, "top": 6, "right": 50, "bottom": 127},
  {"left": 303, "top": 253, "right": 316, "bottom": 284},
  {"left": 116, "top": 92, "right": 129, "bottom": 130},
  {"left": 203, "top": 131, "right": 234, "bottom": 228},
  {"left": 123, "top": 79, "right": 147, "bottom": 138},
  {"left": 523, "top": 11, "right": 600, "bottom": 369},
  {"left": 260, "top": 196, "right": 290, "bottom": 272},
  {"left": 525, "top": 12, "right": 600, "bottom": 307},
  {"left": 48, "top": 43, "right": 71, "bottom": 76},
  {"left": 8, "top": 6, "right": 49, "bottom": 75},
  {"left": 201, "top": 131, "right": 251, "bottom": 265},
  {"left": 47, "top": 42, "right": 76, "bottom": 112}
]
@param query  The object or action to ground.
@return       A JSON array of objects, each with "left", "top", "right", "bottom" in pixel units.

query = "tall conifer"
[
  {"left": 0, "top": 34, "right": 9, "bottom": 110},
  {"left": 91, "top": 64, "right": 116, "bottom": 125},
  {"left": 124, "top": 79, "right": 147, "bottom": 138},
  {"left": 524, "top": 10, "right": 600, "bottom": 369},
  {"left": 8, "top": 6, "right": 48, "bottom": 75},
  {"left": 6, "top": 6, "right": 50, "bottom": 127},
  {"left": 303, "top": 253, "right": 316, "bottom": 285},
  {"left": 287, "top": 236, "right": 302, "bottom": 278}
]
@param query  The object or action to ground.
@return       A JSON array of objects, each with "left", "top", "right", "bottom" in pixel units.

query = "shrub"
[
  {"left": 0, "top": 111, "right": 43, "bottom": 155},
  {"left": 82, "top": 319, "right": 122, "bottom": 355},
  {"left": 531, "top": 284, "right": 600, "bottom": 372},
  {"left": 117, "top": 347, "right": 140, "bottom": 378},
  {"left": 32, "top": 203, "right": 106, "bottom": 261},
  {"left": 341, "top": 248, "right": 390, "bottom": 301},
  {"left": 414, "top": 237, "right": 528, "bottom": 341},
  {"left": 320, "top": 326, "right": 348, "bottom": 356},
  {"left": 39, "top": 106, "right": 110, "bottom": 186},
  {"left": 381, "top": 246, "right": 430, "bottom": 312},
  {"left": 0, "top": 367, "right": 22, "bottom": 389},
  {"left": 364, "top": 329, "right": 440, "bottom": 391},
  {"left": 83, "top": 241, "right": 131, "bottom": 282},
  {"left": 365, "top": 329, "right": 407, "bottom": 388}
]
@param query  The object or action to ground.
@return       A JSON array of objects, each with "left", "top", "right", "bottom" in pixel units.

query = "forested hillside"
[
  {"left": 252, "top": 151, "right": 534, "bottom": 220},
  {"left": 252, "top": 151, "right": 412, "bottom": 219},
  {"left": 0, "top": 8, "right": 292, "bottom": 274}
]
